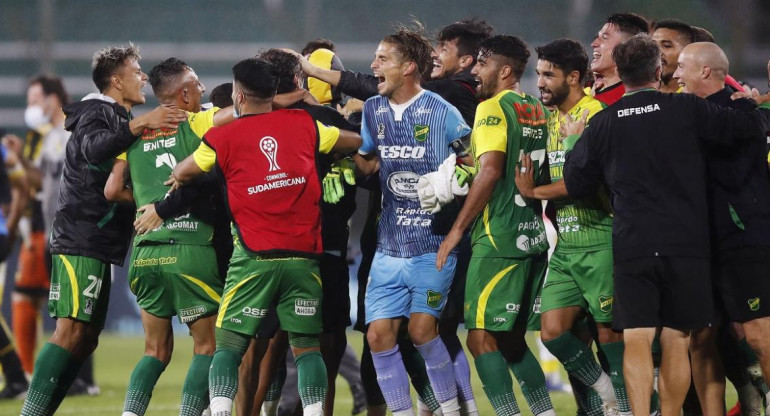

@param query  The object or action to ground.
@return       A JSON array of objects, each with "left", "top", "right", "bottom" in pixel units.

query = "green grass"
[{"left": 1, "top": 331, "right": 737, "bottom": 416}]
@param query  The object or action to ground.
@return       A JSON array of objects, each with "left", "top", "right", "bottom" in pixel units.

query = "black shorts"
[
  {"left": 715, "top": 246, "right": 770, "bottom": 323},
  {"left": 613, "top": 256, "right": 714, "bottom": 330},
  {"left": 320, "top": 253, "right": 352, "bottom": 331}
]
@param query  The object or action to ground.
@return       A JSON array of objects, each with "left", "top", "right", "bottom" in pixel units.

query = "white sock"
[
  {"left": 201, "top": 408, "right": 211, "bottom": 416},
  {"left": 392, "top": 410, "right": 417, "bottom": 416},
  {"left": 210, "top": 396, "right": 233, "bottom": 416},
  {"left": 302, "top": 401, "right": 323, "bottom": 416},
  {"left": 438, "top": 397, "right": 460, "bottom": 416},
  {"left": 261, "top": 400, "right": 279, "bottom": 416},
  {"left": 591, "top": 372, "right": 617, "bottom": 404},
  {"left": 122, "top": 412, "right": 139, "bottom": 416},
  {"left": 536, "top": 410, "right": 557, "bottom": 416},
  {"left": 765, "top": 390, "right": 770, "bottom": 413},
  {"left": 417, "top": 399, "right": 433, "bottom": 416},
  {"left": 460, "top": 399, "right": 478, "bottom": 416}
]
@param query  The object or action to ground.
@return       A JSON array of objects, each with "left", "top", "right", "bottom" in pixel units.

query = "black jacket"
[
  {"left": 337, "top": 69, "right": 478, "bottom": 126},
  {"left": 563, "top": 90, "right": 770, "bottom": 262},
  {"left": 50, "top": 96, "right": 138, "bottom": 265},
  {"left": 705, "top": 87, "right": 770, "bottom": 251}
]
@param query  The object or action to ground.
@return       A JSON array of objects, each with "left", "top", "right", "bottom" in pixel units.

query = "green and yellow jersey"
[
  {"left": 547, "top": 95, "right": 612, "bottom": 252},
  {"left": 470, "top": 89, "right": 549, "bottom": 259},
  {"left": 120, "top": 108, "right": 219, "bottom": 246}
]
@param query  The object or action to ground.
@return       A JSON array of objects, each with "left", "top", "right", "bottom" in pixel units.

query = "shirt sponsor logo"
[
  {"left": 505, "top": 303, "right": 520, "bottom": 313},
  {"left": 514, "top": 102, "right": 547, "bottom": 126},
  {"left": 394, "top": 207, "right": 432, "bottom": 227},
  {"left": 180, "top": 305, "right": 207, "bottom": 323},
  {"left": 548, "top": 150, "right": 565, "bottom": 166},
  {"left": 387, "top": 171, "right": 420, "bottom": 199},
  {"left": 133, "top": 256, "right": 178, "bottom": 267},
  {"left": 242, "top": 306, "right": 269, "bottom": 318},
  {"left": 413, "top": 124, "right": 429, "bottom": 142},
  {"left": 49, "top": 284, "right": 60, "bottom": 300},
  {"left": 415, "top": 107, "right": 432, "bottom": 116},
  {"left": 375, "top": 106, "right": 389, "bottom": 114},
  {"left": 617, "top": 104, "right": 661, "bottom": 118},
  {"left": 259, "top": 136, "right": 281, "bottom": 172},
  {"left": 475, "top": 116, "right": 501, "bottom": 127},
  {"left": 515, "top": 233, "right": 546, "bottom": 252},
  {"left": 155, "top": 153, "right": 177, "bottom": 169},
  {"left": 295, "top": 298, "right": 319, "bottom": 316},
  {"left": 378, "top": 145, "right": 425, "bottom": 159},
  {"left": 532, "top": 296, "right": 541, "bottom": 314},
  {"left": 143, "top": 137, "right": 176, "bottom": 151},
  {"left": 247, "top": 176, "right": 306, "bottom": 195},
  {"left": 84, "top": 299, "right": 93, "bottom": 315}
]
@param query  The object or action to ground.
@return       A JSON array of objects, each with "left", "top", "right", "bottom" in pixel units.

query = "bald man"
[{"left": 675, "top": 42, "right": 770, "bottom": 414}]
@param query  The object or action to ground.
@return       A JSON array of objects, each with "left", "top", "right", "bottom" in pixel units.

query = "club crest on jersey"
[
  {"left": 599, "top": 295, "right": 614, "bottom": 313},
  {"left": 259, "top": 136, "right": 281, "bottom": 172},
  {"left": 427, "top": 290, "right": 442, "bottom": 308},
  {"left": 413, "top": 124, "right": 429, "bottom": 142},
  {"left": 377, "top": 123, "right": 385, "bottom": 140},
  {"left": 749, "top": 297, "right": 760, "bottom": 311}
]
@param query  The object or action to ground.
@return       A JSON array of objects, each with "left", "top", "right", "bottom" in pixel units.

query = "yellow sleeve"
[
  {"left": 187, "top": 107, "right": 220, "bottom": 138},
  {"left": 317, "top": 121, "right": 340, "bottom": 154},
  {"left": 192, "top": 141, "right": 217, "bottom": 172},
  {"left": 584, "top": 100, "right": 606, "bottom": 123},
  {"left": 472, "top": 99, "right": 508, "bottom": 157},
  {"left": 116, "top": 152, "right": 127, "bottom": 161}
]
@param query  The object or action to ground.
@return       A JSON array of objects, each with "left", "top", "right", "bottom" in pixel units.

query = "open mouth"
[{"left": 376, "top": 75, "right": 385, "bottom": 88}]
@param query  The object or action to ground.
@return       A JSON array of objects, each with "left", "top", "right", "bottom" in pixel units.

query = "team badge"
[
  {"left": 748, "top": 297, "right": 760, "bottom": 312},
  {"left": 377, "top": 123, "right": 385, "bottom": 140},
  {"left": 259, "top": 136, "right": 281, "bottom": 172},
  {"left": 599, "top": 295, "right": 614, "bottom": 313},
  {"left": 413, "top": 124, "right": 429, "bottom": 142},
  {"left": 532, "top": 296, "right": 541, "bottom": 314},
  {"left": 426, "top": 290, "right": 442, "bottom": 308},
  {"left": 84, "top": 299, "right": 94, "bottom": 315}
]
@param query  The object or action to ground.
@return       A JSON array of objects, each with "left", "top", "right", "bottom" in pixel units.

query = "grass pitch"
[{"left": 1, "top": 331, "right": 737, "bottom": 415}]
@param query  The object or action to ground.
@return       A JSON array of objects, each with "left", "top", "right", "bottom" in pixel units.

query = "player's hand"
[
  {"left": 731, "top": 88, "right": 770, "bottom": 105},
  {"left": 454, "top": 164, "right": 475, "bottom": 187},
  {"left": 323, "top": 158, "right": 356, "bottom": 203},
  {"left": 134, "top": 204, "right": 163, "bottom": 235},
  {"left": 590, "top": 76, "right": 605, "bottom": 97},
  {"left": 337, "top": 99, "right": 364, "bottom": 119},
  {"left": 163, "top": 173, "right": 182, "bottom": 192},
  {"left": 436, "top": 229, "right": 462, "bottom": 271},
  {"left": 1, "top": 134, "right": 23, "bottom": 155},
  {"left": 560, "top": 109, "right": 589, "bottom": 139},
  {"left": 514, "top": 154, "right": 536, "bottom": 199},
  {"left": 141, "top": 105, "right": 187, "bottom": 131}
]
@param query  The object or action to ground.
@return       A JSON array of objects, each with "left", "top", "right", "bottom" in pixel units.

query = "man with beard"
[
  {"left": 589, "top": 13, "right": 649, "bottom": 105},
  {"left": 436, "top": 35, "right": 555, "bottom": 416},
  {"left": 19, "top": 43, "right": 186, "bottom": 416},
  {"left": 515, "top": 38, "right": 631, "bottom": 415},
  {"left": 651, "top": 19, "right": 694, "bottom": 93}
]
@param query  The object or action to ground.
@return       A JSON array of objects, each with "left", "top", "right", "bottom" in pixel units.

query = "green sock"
[
  {"left": 209, "top": 350, "right": 242, "bottom": 400},
  {"left": 402, "top": 342, "right": 440, "bottom": 412},
  {"left": 20, "top": 343, "right": 71, "bottom": 416},
  {"left": 571, "top": 374, "right": 604, "bottom": 416},
  {"left": 295, "top": 351, "right": 327, "bottom": 410},
  {"left": 265, "top": 361, "right": 286, "bottom": 402},
  {"left": 543, "top": 332, "right": 602, "bottom": 387},
  {"left": 509, "top": 348, "right": 554, "bottom": 415},
  {"left": 475, "top": 351, "right": 520, "bottom": 416},
  {"left": 123, "top": 356, "right": 166, "bottom": 416},
  {"left": 48, "top": 356, "right": 86, "bottom": 413},
  {"left": 180, "top": 354, "right": 212, "bottom": 416},
  {"left": 599, "top": 341, "right": 631, "bottom": 413}
]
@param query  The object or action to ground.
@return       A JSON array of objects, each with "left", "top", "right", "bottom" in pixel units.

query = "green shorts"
[
  {"left": 540, "top": 248, "right": 614, "bottom": 323},
  {"left": 128, "top": 244, "right": 222, "bottom": 323},
  {"left": 464, "top": 253, "right": 547, "bottom": 332},
  {"left": 48, "top": 254, "right": 111, "bottom": 328},
  {"left": 216, "top": 248, "right": 323, "bottom": 337}
]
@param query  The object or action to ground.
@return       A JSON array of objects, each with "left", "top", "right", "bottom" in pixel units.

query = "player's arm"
[
  {"left": 317, "top": 121, "right": 361, "bottom": 154},
  {"left": 4, "top": 148, "right": 28, "bottom": 242},
  {"left": 562, "top": 126, "right": 604, "bottom": 199},
  {"left": 695, "top": 94, "right": 770, "bottom": 145},
  {"left": 515, "top": 154, "right": 568, "bottom": 200},
  {"left": 104, "top": 157, "right": 134, "bottom": 203},
  {"left": 351, "top": 107, "right": 379, "bottom": 176}
]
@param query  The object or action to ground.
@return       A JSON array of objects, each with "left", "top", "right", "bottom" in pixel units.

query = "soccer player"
[
  {"left": 674, "top": 42, "right": 770, "bottom": 415},
  {"left": 171, "top": 57, "right": 361, "bottom": 416},
  {"left": 354, "top": 26, "right": 471, "bottom": 416},
  {"left": 103, "top": 58, "right": 229, "bottom": 416},
  {"left": 0, "top": 132, "right": 30, "bottom": 399},
  {"left": 436, "top": 35, "right": 555, "bottom": 416},
  {"left": 561, "top": 34, "right": 770, "bottom": 416},
  {"left": 514, "top": 38, "right": 631, "bottom": 416},
  {"left": 19, "top": 43, "right": 186, "bottom": 416},
  {"left": 651, "top": 19, "right": 694, "bottom": 93},
  {"left": 589, "top": 13, "right": 649, "bottom": 105}
]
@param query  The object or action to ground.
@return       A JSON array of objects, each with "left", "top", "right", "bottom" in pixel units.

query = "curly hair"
[
  {"left": 91, "top": 42, "right": 141, "bottom": 92},
  {"left": 478, "top": 35, "right": 531, "bottom": 80},
  {"left": 257, "top": 49, "right": 301, "bottom": 94}
]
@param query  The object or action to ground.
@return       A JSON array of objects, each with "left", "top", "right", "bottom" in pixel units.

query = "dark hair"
[
  {"left": 383, "top": 22, "right": 434, "bottom": 80},
  {"left": 478, "top": 35, "right": 531, "bottom": 80},
  {"left": 613, "top": 34, "right": 661, "bottom": 87},
  {"left": 29, "top": 74, "right": 69, "bottom": 106},
  {"left": 91, "top": 42, "right": 141, "bottom": 93},
  {"left": 652, "top": 18, "right": 694, "bottom": 44},
  {"left": 147, "top": 57, "right": 189, "bottom": 96},
  {"left": 232, "top": 58, "right": 278, "bottom": 100},
  {"left": 691, "top": 26, "right": 715, "bottom": 43},
  {"left": 607, "top": 13, "right": 650, "bottom": 37},
  {"left": 209, "top": 83, "right": 233, "bottom": 108},
  {"left": 436, "top": 17, "right": 494, "bottom": 61},
  {"left": 301, "top": 38, "right": 336, "bottom": 56},
  {"left": 257, "top": 49, "right": 301, "bottom": 94},
  {"left": 536, "top": 39, "right": 589, "bottom": 82}
]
